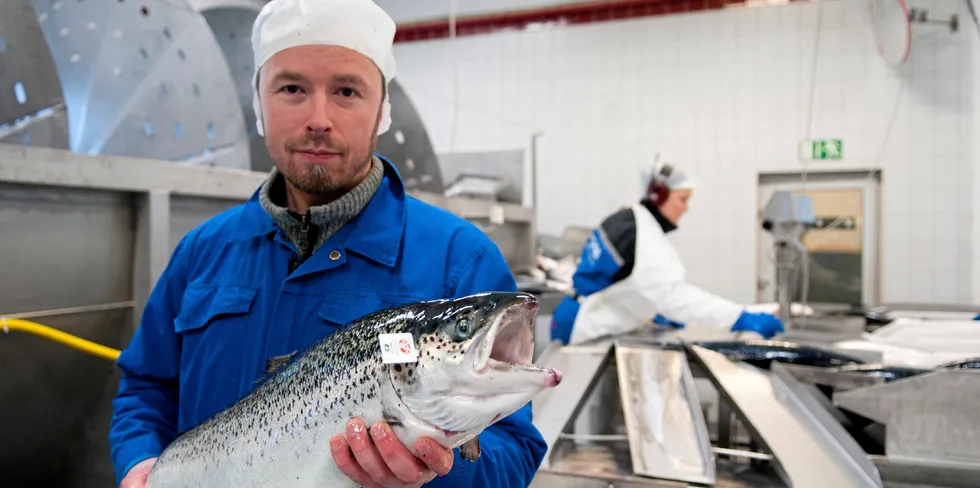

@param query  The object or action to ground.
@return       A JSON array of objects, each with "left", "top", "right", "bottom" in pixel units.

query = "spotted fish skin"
[{"left": 144, "top": 292, "right": 559, "bottom": 488}]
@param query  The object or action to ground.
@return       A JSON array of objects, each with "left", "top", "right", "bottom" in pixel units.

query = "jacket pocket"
[
  {"left": 175, "top": 286, "right": 257, "bottom": 333},
  {"left": 172, "top": 286, "right": 257, "bottom": 432}
]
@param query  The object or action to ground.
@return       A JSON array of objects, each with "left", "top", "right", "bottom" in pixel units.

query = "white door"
[{"left": 756, "top": 173, "right": 880, "bottom": 307}]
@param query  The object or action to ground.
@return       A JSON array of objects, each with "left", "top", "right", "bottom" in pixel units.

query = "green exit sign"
[{"left": 799, "top": 139, "right": 843, "bottom": 161}]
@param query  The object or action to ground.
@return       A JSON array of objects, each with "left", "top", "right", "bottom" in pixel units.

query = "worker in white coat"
[{"left": 550, "top": 160, "right": 785, "bottom": 345}]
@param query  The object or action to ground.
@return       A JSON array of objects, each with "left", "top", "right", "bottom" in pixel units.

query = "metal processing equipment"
[
  {"left": 528, "top": 326, "right": 980, "bottom": 488},
  {"left": 761, "top": 190, "right": 815, "bottom": 328}
]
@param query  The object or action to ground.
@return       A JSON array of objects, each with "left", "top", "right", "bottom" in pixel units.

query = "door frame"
[{"left": 756, "top": 170, "right": 882, "bottom": 307}]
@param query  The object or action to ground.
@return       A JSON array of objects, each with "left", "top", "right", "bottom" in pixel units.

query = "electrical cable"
[
  {"left": 801, "top": 0, "right": 826, "bottom": 192},
  {"left": 783, "top": 0, "right": 825, "bottom": 329},
  {"left": 788, "top": 0, "right": 912, "bottom": 321}
]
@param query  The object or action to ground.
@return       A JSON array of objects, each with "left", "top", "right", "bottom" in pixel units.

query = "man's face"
[
  {"left": 658, "top": 188, "right": 692, "bottom": 225},
  {"left": 258, "top": 45, "right": 384, "bottom": 197}
]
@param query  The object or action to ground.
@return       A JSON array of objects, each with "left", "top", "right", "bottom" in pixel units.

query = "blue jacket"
[
  {"left": 108, "top": 156, "right": 547, "bottom": 487},
  {"left": 551, "top": 203, "right": 681, "bottom": 344}
]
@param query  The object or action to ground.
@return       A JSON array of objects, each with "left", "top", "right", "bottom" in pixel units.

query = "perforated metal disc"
[
  {"left": 0, "top": 0, "right": 69, "bottom": 148},
  {"left": 30, "top": 0, "right": 250, "bottom": 168},
  {"left": 376, "top": 79, "right": 445, "bottom": 193},
  {"left": 197, "top": 2, "right": 276, "bottom": 172}
]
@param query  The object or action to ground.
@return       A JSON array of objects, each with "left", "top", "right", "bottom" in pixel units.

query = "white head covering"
[
  {"left": 250, "top": 0, "right": 397, "bottom": 137},
  {"left": 641, "top": 159, "right": 698, "bottom": 195}
]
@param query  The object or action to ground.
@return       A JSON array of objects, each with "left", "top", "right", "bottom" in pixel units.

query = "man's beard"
[
  {"left": 282, "top": 131, "right": 378, "bottom": 196},
  {"left": 277, "top": 105, "right": 382, "bottom": 197}
]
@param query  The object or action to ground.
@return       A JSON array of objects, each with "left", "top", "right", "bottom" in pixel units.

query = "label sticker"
[{"left": 379, "top": 333, "right": 419, "bottom": 364}]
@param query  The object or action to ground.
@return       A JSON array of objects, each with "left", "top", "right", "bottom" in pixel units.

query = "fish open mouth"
[
  {"left": 472, "top": 298, "right": 536, "bottom": 372},
  {"left": 472, "top": 298, "right": 561, "bottom": 390}
]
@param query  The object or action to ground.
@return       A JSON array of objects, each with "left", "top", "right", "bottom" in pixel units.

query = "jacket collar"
[
  {"left": 231, "top": 154, "right": 407, "bottom": 268},
  {"left": 641, "top": 199, "right": 678, "bottom": 234}
]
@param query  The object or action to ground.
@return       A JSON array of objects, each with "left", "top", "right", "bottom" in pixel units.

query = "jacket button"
[{"left": 329, "top": 250, "right": 342, "bottom": 261}]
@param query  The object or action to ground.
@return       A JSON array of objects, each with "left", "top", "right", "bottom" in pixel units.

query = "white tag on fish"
[{"left": 379, "top": 333, "right": 419, "bottom": 364}]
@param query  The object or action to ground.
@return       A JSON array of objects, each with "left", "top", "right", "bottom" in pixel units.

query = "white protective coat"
[{"left": 569, "top": 203, "right": 744, "bottom": 345}]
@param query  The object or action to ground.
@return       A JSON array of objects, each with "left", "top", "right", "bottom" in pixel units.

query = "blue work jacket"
[{"left": 108, "top": 156, "right": 547, "bottom": 487}]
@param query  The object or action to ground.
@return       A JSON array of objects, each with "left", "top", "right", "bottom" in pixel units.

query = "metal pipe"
[
  {"left": 558, "top": 433, "right": 629, "bottom": 442},
  {"left": 711, "top": 447, "right": 773, "bottom": 461},
  {"left": 2, "top": 301, "right": 135, "bottom": 320},
  {"left": 530, "top": 131, "right": 543, "bottom": 211}
]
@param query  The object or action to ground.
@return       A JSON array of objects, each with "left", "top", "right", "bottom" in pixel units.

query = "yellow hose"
[{"left": 2, "top": 318, "right": 121, "bottom": 362}]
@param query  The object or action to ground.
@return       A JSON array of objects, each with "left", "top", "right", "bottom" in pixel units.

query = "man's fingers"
[
  {"left": 329, "top": 434, "right": 384, "bottom": 488},
  {"left": 344, "top": 418, "right": 403, "bottom": 487},
  {"left": 370, "top": 422, "right": 436, "bottom": 485},
  {"left": 413, "top": 438, "right": 455, "bottom": 476},
  {"left": 120, "top": 457, "right": 157, "bottom": 488},
  {"left": 330, "top": 419, "right": 452, "bottom": 487}
]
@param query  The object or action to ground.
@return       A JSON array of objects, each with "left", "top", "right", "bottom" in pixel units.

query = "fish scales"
[
  {"left": 144, "top": 292, "right": 561, "bottom": 488},
  {"left": 151, "top": 309, "right": 415, "bottom": 486}
]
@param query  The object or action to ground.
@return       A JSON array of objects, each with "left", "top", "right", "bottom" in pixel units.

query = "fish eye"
[{"left": 456, "top": 318, "right": 473, "bottom": 338}]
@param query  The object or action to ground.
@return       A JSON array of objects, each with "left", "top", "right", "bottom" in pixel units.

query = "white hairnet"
[
  {"left": 642, "top": 160, "right": 698, "bottom": 194},
  {"left": 250, "top": 0, "right": 397, "bottom": 137}
]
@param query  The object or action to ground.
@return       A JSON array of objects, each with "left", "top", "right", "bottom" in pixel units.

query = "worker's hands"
[
  {"left": 119, "top": 457, "right": 157, "bottom": 488},
  {"left": 731, "top": 311, "right": 785, "bottom": 339},
  {"left": 652, "top": 314, "right": 685, "bottom": 329},
  {"left": 330, "top": 417, "right": 454, "bottom": 488}
]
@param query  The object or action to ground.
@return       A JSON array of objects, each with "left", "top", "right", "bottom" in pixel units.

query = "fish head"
[{"left": 386, "top": 292, "right": 561, "bottom": 445}]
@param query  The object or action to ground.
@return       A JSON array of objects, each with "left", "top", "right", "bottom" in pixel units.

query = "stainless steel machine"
[
  {"left": 760, "top": 190, "right": 815, "bottom": 328},
  {"left": 528, "top": 327, "right": 980, "bottom": 488}
]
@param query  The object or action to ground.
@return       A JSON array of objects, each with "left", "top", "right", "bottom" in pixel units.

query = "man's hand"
[
  {"left": 330, "top": 418, "right": 454, "bottom": 488},
  {"left": 120, "top": 457, "right": 157, "bottom": 488}
]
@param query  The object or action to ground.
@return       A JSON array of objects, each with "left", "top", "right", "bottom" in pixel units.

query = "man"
[
  {"left": 108, "top": 1, "right": 546, "bottom": 487},
  {"left": 551, "top": 160, "right": 784, "bottom": 345}
]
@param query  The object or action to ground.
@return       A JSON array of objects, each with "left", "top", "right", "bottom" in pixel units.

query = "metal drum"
[
  {"left": 0, "top": 0, "right": 69, "bottom": 149},
  {"left": 377, "top": 79, "right": 445, "bottom": 193},
  {"left": 29, "top": 0, "right": 250, "bottom": 168}
]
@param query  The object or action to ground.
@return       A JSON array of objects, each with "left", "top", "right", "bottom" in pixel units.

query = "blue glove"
[
  {"left": 653, "top": 314, "right": 685, "bottom": 329},
  {"left": 973, "top": 313, "right": 980, "bottom": 321},
  {"left": 731, "top": 311, "right": 785, "bottom": 338}
]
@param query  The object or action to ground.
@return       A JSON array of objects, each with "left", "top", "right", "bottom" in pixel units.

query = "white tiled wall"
[
  {"left": 973, "top": 0, "right": 980, "bottom": 304},
  {"left": 390, "top": 0, "right": 978, "bottom": 306}
]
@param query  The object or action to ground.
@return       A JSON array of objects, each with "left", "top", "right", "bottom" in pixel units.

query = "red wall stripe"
[{"left": 393, "top": 0, "right": 805, "bottom": 43}]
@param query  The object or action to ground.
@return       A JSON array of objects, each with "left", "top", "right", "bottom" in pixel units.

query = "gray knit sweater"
[{"left": 259, "top": 157, "right": 384, "bottom": 260}]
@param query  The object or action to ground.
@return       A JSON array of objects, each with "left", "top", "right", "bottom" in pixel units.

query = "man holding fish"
[{"left": 108, "top": 0, "right": 548, "bottom": 486}]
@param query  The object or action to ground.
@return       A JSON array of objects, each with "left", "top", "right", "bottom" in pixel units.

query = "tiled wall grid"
[{"left": 390, "top": 0, "right": 979, "bottom": 306}]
